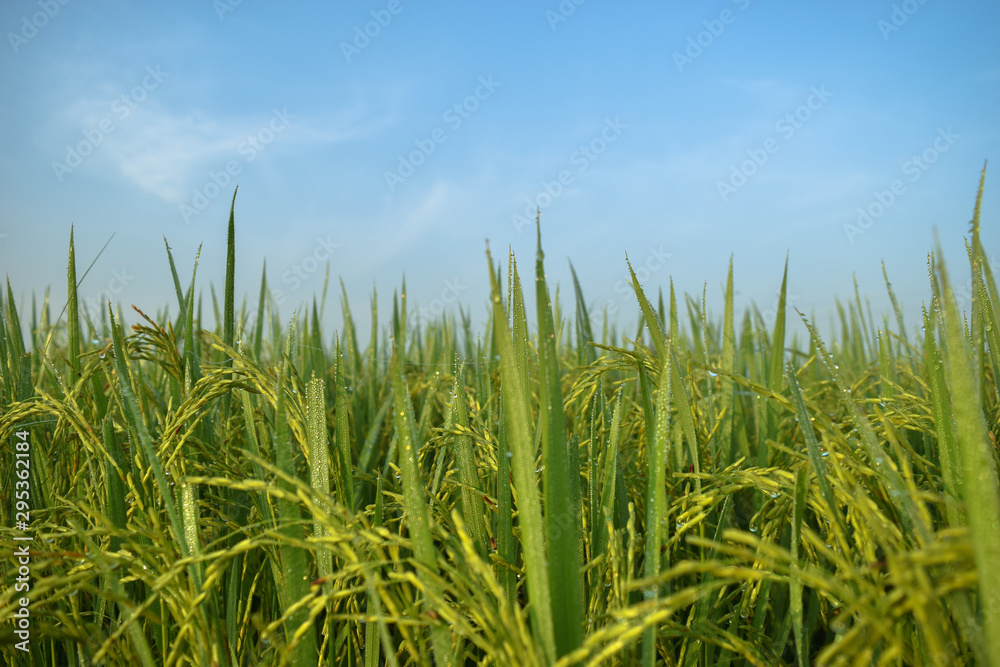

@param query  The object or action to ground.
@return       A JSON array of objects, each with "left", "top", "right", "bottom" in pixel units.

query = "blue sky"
[{"left": 1, "top": 0, "right": 997, "bottom": 344}]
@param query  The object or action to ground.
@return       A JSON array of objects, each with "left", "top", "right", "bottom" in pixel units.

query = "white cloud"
[
  {"left": 102, "top": 107, "right": 378, "bottom": 203},
  {"left": 101, "top": 109, "right": 235, "bottom": 202},
  {"left": 49, "top": 83, "right": 381, "bottom": 203}
]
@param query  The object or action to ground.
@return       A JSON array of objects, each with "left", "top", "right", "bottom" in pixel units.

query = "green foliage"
[{"left": 1, "top": 177, "right": 998, "bottom": 666}]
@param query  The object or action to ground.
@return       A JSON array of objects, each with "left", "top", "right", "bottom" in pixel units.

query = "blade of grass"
[
  {"left": 7, "top": 278, "right": 26, "bottom": 361},
  {"left": 593, "top": 388, "right": 622, "bottom": 563},
  {"left": 163, "top": 236, "right": 187, "bottom": 324},
  {"left": 496, "top": 392, "right": 517, "bottom": 609},
  {"left": 109, "top": 304, "right": 185, "bottom": 554},
  {"left": 389, "top": 339, "right": 454, "bottom": 667},
  {"left": 786, "top": 362, "right": 849, "bottom": 553},
  {"left": 933, "top": 236, "right": 1000, "bottom": 667},
  {"left": 254, "top": 260, "right": 267, "bottom": 361},
  {"left": 306, "top": 375, "right": 333, "bottom": 590},
  {"left": 449, "top": 361, "right": 489, "bottom": 558},
  {"left": 719, "top": 257, "right": 736, "bottom": 466},
  {"left": 486, "top": 242, "right": 557, "bottom": 664},
  {"left": 306, "top": 373, "right": 337, "bottom": 663},
  {"left": 272, "top": 352, "right": 319, "bottom": 663},
  {"left": 334, "top": 338, "right": 356, "bottom": 511},
  {"left": 923, "top": 305, "right": 965, "bottom": 528},
  {"left": 627, "top": 256, "right": 667, "bottom": 361},
  {"left": 760, "top": 256, "right": 788, "bottom": 468},
  {"left": 569, "top": 260, "right": 596, "bottom": 367},
  {"left": 66, "top": 227, "right": 81, "bottom": 371},
  {"left": 796, "top": 308, "right": 932, "bottom": 546},
  {"left": 184, "top": 246, "right": 203, "bottom": 391},
  {"left": 643, "top": 340, "right": 672, "bottom": 667},
  {"left": 222, "top": 187, "right": 237, "bottom": 416},
  {"left": 534, "top": 223, "right": 584, "bottom": 657},
  {"left": 790, "top": 465, "right": 807, "bottom": 667},
  {"left": 669, "top": 346, "right": 701, "bottom": 492}
]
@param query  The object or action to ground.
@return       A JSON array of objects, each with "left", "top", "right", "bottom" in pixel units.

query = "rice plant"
[{"left": 1, "top": 168, "right": 998, "bottom": 666}]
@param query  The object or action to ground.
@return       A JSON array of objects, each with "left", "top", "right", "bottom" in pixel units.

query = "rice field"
[{"left": 1, "top": 171, "right": 998, "bottom": 666}]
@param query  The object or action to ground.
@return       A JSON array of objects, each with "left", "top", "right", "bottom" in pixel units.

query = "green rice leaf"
[
  {"left": 487, "top": 243, "right": 556, "bottom": 664},
  {"left": 449, "top": 362, "right": 489, "bottom": 558},
  {"left": 273, "top": 351, "right": 319, "bottom": 663},
  {"left": 643, "top": 341, "right": 672, "bottom": 667},
  {"left": 334, "top": 337, "right": 355, "bottom": 510},
  {"left": 389, "top": 338, "right": 454, "bottom": 667},
  {"left": 933, "top": 237, "right": 1000, "bottom": 666},
  {"left": 535, "top": 222, "right": 584, "bottom": 657},
  {"left": 66, "top": 226, "right": 81, "bottom": 371}
]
